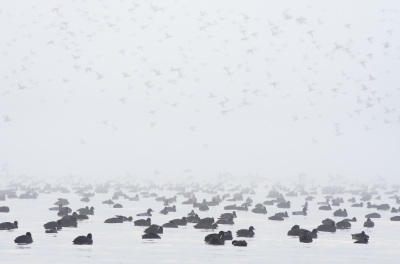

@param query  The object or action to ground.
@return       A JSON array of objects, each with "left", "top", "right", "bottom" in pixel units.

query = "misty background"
[{"left": 1, "top": 1, "right": 399, "bottom": 180}]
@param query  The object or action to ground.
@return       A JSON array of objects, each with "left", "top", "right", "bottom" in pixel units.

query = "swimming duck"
[
  {"left": 292, "top": 207, "right": 307, "bottom": 216},
  {"left": 236, "top": 226, "right": 255, "bottom": 237},
  {"left": 130, "top": 194, "right": 140, "bottom": 201},
  {"left": 275, "top": 211, "right": 289, "bottom": 218},
  {"left": 113, "top": 203, "right": 123, "bottom": 208},
  {"left": 166, "top": 205, "right": 176, "bottom": 212},
  {"left": 104, "top": 216, "right": 124, "bottom": 223},
  {"left": 220, "top": 211, "right": 237, "bottom": 219},
  {"left": 332, "top": 198, "right": 342, "bottom": 206},
  {"left": 241, "top": 202, "right": 252, "bottom": 207},
  {"left": 322, "top": 218, "right": 334, "bottom": 225},
  {"left": 187, "top": 214, "right": 200, "bottom": 223},
  {"left": 287, "top": 225, "right": 301, "bottom": 236},
  {"left": 204, "top": 231, "right": 225, "bottom": 245},
  {"left": 193, "top": 223, "right": 218, "bottom": 229},
  {"left": 193, "top": 199, "right": 206, "bottom": 208},
  {"left": 0, "top": 221, "right": 18, "bottom": 230},
  {"left": 187, "top": 210, "right": 196, "bottom": 216},
  {"left": 363, "top": 218, "right": 374, "bottom": 228},
  {"left": 57, "top": 207, "right": 71, "bottom": 216},
  {"left": 14, "top": 232, "right": 33, "bottom": 244},
  {"left": 69, "top": 212, "right": 88, "bottom": 220},
  {"left": 102, "top": 199, "right": 114, "bottom": 204},
  {"left": 277, "top": 201, "right": 290, "bottom": 209},
  {"left": 224, "top": 204, "right": 237, "bottom": 210},
  {"left": 162, "top": 221, "right": 179, "bottom": 228},
  {"left": 207, "top": 198, "right": 220, "bottom": 206},
  {"left": 268, "top": 215, "right": 284, "bottom": 221},
  {"left": 77, "top": 206, "right": 94, "bottom": 215},
  {"left": 336, "top": 220, "right": 351, "bottom": 229},
  {"left": 236, "top": 205, "right": 248, "bottom": 211},
  {"left": 44, "top": 220, "right": 62, "bottom": 230},
  {"left": 251, "top": 206, "right": 267, "bottom": 214},
  {"left": 155, "top": 196, "right": 166, "bottom": 202},
  {"left": 333, "top": 209, "right": 348, "bottom": 217},
  {"left": 365, "top": 213, "right": 380, "bottom": 218},
  {"left": 377, "top": 204, "right": 390, "bottom": 211},
  {"left": 60, "top": 217, "right": 78, "bottom": 227},
  {"left": 223, "top": 231, "right": 233, "bottom": 240},
  {"left": 263, "top": 200, "right": 275, "bottom": 205},
  {"left": 182, "top": 198, "right": 195, "bottom": 205},
  {"left": 115, "top": 215, "right": 133, "bottom": 222},
  {"left": 198, "top": 217, "right": 215, "bottom": 225},
  {"left": 232, "top": 240, "right": 247, "bottom": 246},
  {"left": 299, "top": 230, "right": 313, "bottom": 243},
  {"left": 348, "top": 197, "right": 356, "bottom": 203},
  {"left": 317, "top": 221, "right": 336, "bottom": 232},
  {"left": 166, "top": 196, "right": 177, "bottom": 203},
  {"left": 80, "top": 197, "right": 90, "bottom": 202},
  {"left": 199, "top": 204, "right": 209, "bottom": 211},
  {"left": 136, "top": 208, "right": 153, "bottom": 216},
  {"left": 7, "top": 193, "right": 18, "bottom": 199},
  {"left": 19, "top": 192, "right": 38, "bottom": 199},
  {"left": 309, "top": 229, "right": 318, "bottom": 238},
  {"left": 286, "top": 191, "right": 297, "bottom": 197},
  {"left": 73, "top": 233, "right": 93, "bottom": 245},
  {"left": 317, "top": 199, "right": 330, "bottom": 205},
  {"left": 171, "top": 217, "right": 187, "bottom": 226},
  {"left": 134, "top": 218, "right": 151, "bottom": 226},
  {"left": 216, "top": 217, "right": 235, "bottom": 225},
  {"left": 319, "top": 202, "right": 331, "bottom": 211},
  {"left": 351, "top": 202, "right": 363, "bottom": 207},
  {"left": 159, "top": 207, "right": 169, "bottom": 215},
  {"left": 144, "top": 225, "right": 163, "bottom": 234},
  {"left": 352, "top": 231, "right": 369, "bottom": 240}
]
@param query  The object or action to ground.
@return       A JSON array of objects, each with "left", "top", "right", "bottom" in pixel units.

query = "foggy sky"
[{"left": 1, "top": 0, "right": 399, "bottom": 180}]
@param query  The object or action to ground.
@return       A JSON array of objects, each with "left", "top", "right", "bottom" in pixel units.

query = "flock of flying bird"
[
  {"left": 2, "top": 177, "right": 400, "bottom": 247},
  {"left": 1, "top": 1, "right": 399, "bottom": 150}
]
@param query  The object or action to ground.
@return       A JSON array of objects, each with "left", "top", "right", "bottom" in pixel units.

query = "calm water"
[{"left": 1, "top": 186, "right": 399, "bottom": 263}]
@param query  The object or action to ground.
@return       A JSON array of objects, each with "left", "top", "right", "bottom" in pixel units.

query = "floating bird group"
[{"left": 3, "top": 175, "right": 400, "bottom": 248}]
